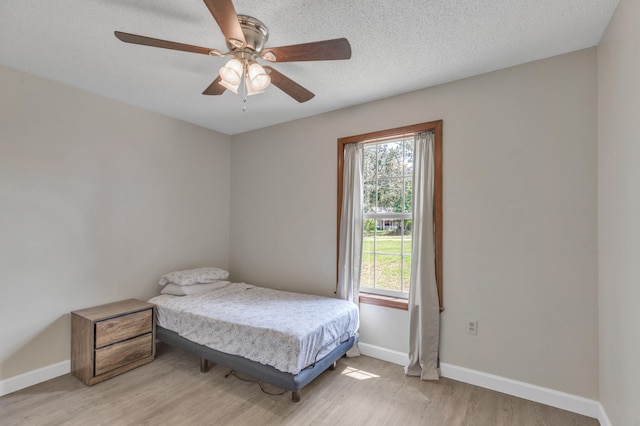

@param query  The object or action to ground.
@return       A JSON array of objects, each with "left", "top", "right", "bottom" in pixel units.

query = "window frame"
[{"left": 337, "top": 120, "right": 443, "bottom": 311}]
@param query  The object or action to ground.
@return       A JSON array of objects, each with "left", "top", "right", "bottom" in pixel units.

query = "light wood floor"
[{"left": 1, "top": 345, "right": 599, "bottom": 426}]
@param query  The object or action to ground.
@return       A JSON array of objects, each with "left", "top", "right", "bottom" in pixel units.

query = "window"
[
  {"left": 361, "top": 138, "right": 414, "bottom": 298},
  {"left": 337, "top": 121, "right": 443, "bottom": 310}
]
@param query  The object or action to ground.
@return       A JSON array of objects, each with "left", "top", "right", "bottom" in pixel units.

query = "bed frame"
[{"left": 156, "top": 326, "right": 355, "bottom": 402}]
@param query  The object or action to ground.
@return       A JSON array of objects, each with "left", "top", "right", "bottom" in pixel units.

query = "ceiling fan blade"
[
  {"left": 203, "top": 0, "right": 246, "bottom": 47},
  {"left": 114, "top": 31, "right": 214, "bottom": 55},
  {"left": 202, "top": 76, "right": 226, "bottom": 95},
  {"left": 264, "top": 66, "right": 315, "bottom": 103},
  {"left": 262, "top": 38, "right": 351, "bottom": 62}
]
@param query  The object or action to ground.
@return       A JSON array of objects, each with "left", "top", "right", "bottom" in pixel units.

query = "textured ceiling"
[{"left": 0, "top": 0, "right": 619, "bottom": 135}]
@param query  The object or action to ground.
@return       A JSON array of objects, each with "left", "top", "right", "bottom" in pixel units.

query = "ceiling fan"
[{"left": 114, "top": 0, "right": 351, "bottom": 103}]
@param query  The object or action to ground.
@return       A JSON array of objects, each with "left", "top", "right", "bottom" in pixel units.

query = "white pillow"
[
  {"left": 159, "top": 267, "right": 229, "bottom": 286},
  {"left": 160, "top": 281, "right": 231, "bottom": 296}
]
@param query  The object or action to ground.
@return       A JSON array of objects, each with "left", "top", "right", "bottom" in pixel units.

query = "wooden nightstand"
[{"left": 71, "top": 299, "right": 155, "bottom": 386}]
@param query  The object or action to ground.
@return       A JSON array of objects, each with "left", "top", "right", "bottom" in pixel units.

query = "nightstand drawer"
[
  {"left": 95, "top": 333, "right": 153, "bottom": 376},
  {"left": 95, "top": 309, "right": 152, "bottom": 348}
]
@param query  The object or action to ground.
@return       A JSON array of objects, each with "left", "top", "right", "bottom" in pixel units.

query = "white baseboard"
[
  {"left": 0, "top": 360, "right": 70, "bottom": 397},
  {"left": 358, "top": 344, "right": 603, "bottom": 422},
  {"left": 439, "top": 362, "right": 600, "bottom": 420},
  {"left": 359, "top": 342, "right": 408, "bottom": 366},
  {"left": 596, "top": 402, "right": 612, "bottom": 426}
]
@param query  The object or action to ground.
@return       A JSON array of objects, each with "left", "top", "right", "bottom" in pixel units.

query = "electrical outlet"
[{"left": 466, "top": 319, "right": 478, "bottom": 335}]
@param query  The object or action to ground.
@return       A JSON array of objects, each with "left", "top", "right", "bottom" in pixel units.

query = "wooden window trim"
[
  {"left": 359, "top": 294, "right": 409, "bottom": 311},
  {"left": 337, "top": 120, "right": 443, "bottom": 311}
]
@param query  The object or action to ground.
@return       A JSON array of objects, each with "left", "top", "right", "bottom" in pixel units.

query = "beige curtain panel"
[
  {"left": 337, "top": 143, "right": 364, "bottom": 357},
  {"left": 405, "top": 131, "right": 440, "bottom": 380}
]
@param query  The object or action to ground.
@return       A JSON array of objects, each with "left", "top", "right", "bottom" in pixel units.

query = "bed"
[{"left": 148, "top": 282, "right": 359, "bottom": 402}]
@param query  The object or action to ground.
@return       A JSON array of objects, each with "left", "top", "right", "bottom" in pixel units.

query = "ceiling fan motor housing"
[{"left": 229, "top": 15, "right": 269, "bottom": 54}]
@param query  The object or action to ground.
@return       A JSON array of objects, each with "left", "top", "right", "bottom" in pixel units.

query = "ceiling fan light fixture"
[
  {"left": 219, "top": 78, "right": 240, "bottom": 94},
  {"left": 245, "top": 85, "right": 265, "bottom": 97},
  {"left": 247, "top": 62, "right": 270, "bottom": 92},
  {"left": 219, "top": 58, "right": 243, "bottom": 86}
]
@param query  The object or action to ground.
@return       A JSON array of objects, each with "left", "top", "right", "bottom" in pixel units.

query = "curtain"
[
  {"left": 405, "top": 131, "right": 440, "bottom": 380},
  {"left": 337, "top": 143, "right": 363, "bottom": 357}
]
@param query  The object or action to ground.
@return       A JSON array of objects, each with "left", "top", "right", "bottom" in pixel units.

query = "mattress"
[{"left": 149, "top": 283, "right": 359, "bottom": 374}]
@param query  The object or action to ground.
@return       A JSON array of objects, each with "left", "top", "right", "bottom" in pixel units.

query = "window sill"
[
  {"left": 359, "top": 294, "right": 408, "bottom": 311},
  {"left": 359, "top": 294, "right": 445, "bottom": 312}
]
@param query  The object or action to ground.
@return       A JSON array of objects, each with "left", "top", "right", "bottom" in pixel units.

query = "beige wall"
[
  {"left": 230, "top": 48, "right": 599, "bottom": 398},
  {"left": 598, "top": 0, "right": 640, "bottom": 423},
  {"left": 0, "top": 65, "right": 231, "bottom": 380}
]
